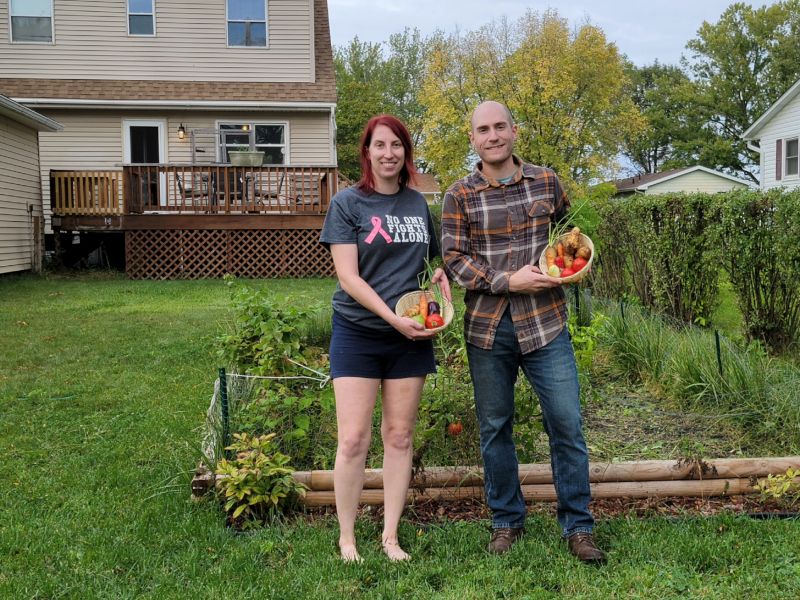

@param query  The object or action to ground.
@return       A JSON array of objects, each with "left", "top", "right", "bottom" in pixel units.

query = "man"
[{"left": 440, "top": 101, "right": 605, "bottom": 564}]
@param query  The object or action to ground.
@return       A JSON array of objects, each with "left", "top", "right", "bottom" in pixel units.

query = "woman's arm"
[{"left": 330, "top": 244, "right": 437, "bottom": 340}]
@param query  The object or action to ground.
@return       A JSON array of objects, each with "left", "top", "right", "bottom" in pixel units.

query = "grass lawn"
[{"left": 1, "top": 272, "right": 798, "bottom": 599}]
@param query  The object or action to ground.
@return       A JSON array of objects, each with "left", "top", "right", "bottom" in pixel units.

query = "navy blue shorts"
[{"left": 329, "top": 311, "right": 436, "bottom": 380}]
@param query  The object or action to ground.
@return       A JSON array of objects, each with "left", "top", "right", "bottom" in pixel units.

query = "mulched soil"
[{"left": 299, "top": 495, "right": 796, "bottom": 527}]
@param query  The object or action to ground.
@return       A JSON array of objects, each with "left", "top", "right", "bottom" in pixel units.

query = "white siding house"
[
  {"left": 742, "top": 78, "right": 800, "bottom": 191},
  {"left": 613, "top": 166, "right": 752, "bottom": 197},
  {"left": 0, "top": 95, "right": 62, "bottom": 274}
]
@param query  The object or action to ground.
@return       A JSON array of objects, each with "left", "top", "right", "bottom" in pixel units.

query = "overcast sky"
[{"left": 328, "top": 0, "right": 776, "bottom": 66}]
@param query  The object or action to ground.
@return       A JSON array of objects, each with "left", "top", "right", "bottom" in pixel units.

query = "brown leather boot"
[
  {"left": 487, "top": 528, "right": 524, "bottom": 555},
  {"left": 567, "top": 533, "right": 607, "bottom": 564}
]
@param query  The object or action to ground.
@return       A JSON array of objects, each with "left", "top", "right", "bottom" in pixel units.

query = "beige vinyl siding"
[
  {"left": 37, "top": 110, "right": 126, "bottom": 231},
  {"left": 0, "top": 0, "right": 314, "bottom": 83},
  {"left": 0, "top": 115, "right": 42, "bottom": 273},
  {"left": 163, "top": 112, "right": 333, "bottom": 164},
  {"left": 645, "top": 171, "right": 749, "bottom": 195},
  {"left": 756, "top": 92, "right": 800, "bottom": 190}
]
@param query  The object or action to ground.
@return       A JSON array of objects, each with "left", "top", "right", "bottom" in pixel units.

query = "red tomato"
[
  {"left": 572, "top": 257, "right": 588, "bottom": 272},
  {"left": 554, "top": 256, "right": 565, "bottom": 268},
  {"left": 560, "top": 267, "right": 576, "bottom": 278},
  {"left": 425, "top": 314, "right": 445, "bottom": 329},
  {"left": 447, "top": 421, "right": 463, "bottom": 436}
]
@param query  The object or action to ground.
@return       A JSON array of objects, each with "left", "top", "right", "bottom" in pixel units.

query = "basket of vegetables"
[
  {"left": 395, "top": 259, "right": 454, "bottom": 333},
  {"left": 538, "top": 225, "right": 594, "bottom": 284},
  {"left": 395, "top": 290, "right": 454, "bottom": 333}
]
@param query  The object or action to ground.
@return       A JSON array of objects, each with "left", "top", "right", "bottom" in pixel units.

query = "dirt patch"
[{"left": 298, "top": 495, "right": 795, "bottom": 527}]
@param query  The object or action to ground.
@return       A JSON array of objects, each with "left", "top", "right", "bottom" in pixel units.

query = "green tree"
[
  {"left": 621, "top": 62, "right": 703, "bottom": 174},
  {"left": 420, "top": 10, "right": 644, "bottom": 191},
  {"left": 334, "top": 38, "right": 388, "bottom": 180},
  {"left": 334, "top": 29, "right": 431, "bottom": 181},
  {"left": 682, "top": 0, "right": 800, "bottom": 183}
]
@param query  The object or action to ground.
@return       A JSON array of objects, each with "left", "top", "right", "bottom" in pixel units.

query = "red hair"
[{"left": 357, "top": 114, "right": 417, "bottom": 194}]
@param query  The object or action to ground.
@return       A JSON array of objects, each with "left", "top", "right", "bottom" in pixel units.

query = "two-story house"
[
  {"left": 0, "top": 0, "right": 338, "bottom": 278},
  {"left": 742, "top": 78, "right": 800, "bottom": 191}
]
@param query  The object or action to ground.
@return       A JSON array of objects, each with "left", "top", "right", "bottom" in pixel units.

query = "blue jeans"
[{"left": 466, "top": 308, "right": 594, "bottom": 537}]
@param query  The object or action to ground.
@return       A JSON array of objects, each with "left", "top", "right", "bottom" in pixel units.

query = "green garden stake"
[
  {"left": 715, "top": 330, "right": 724, "bottom": 376},
  {"left": 219, "top": 367, "right": 230, "bottom": 457},
  {"left": 573, "top": 284, "right": 580, "bottom": 315}
]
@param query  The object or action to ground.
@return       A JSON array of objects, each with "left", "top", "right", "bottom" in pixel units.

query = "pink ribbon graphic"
[{"left": 364, "top": 216, "right": 393, "bottom": 244}]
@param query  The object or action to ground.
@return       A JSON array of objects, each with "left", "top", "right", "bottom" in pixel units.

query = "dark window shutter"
[{"left": 776, "top": 139, "right": 783, "bottom": 180}]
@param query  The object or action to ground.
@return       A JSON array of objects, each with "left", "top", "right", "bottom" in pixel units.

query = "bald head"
[{"left": 470, "top": 101, "right": 514, "bottom": 131}]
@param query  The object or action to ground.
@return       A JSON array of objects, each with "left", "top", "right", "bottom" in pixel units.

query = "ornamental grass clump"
[
  {"left": 600, "top": 303, "right": 671, "bottom": 387},
  {"left": 667, "top": 331, "right": 771, "bottom": 424}
]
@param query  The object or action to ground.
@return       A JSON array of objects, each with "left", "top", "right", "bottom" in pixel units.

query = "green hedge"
[
  {"left": 596, "top": 189, "right": 800, "bottom": 352},
  {"left": 596, "top": 193, "right": 722, "bottom": 326},
  {"left": 716, "top": 189, "right": 800, "bottom": 352}
]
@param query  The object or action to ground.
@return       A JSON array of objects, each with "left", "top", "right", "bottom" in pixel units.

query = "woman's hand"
[
  {"left": 431, "top": 268, "right": 452, "bottom": 302},
  {"left": 391, "top": 314, "right": 438, "bottom": 341}
]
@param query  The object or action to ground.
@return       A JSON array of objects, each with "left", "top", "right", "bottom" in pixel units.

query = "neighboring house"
[
  {"left": 0, "top": 94, "right": 62, "bottom": 275},
  {"left": 742, "top": 78, "right": 800, "bottom": 190},
  {"left": 0, "top": 0, "right": 337, "bottom": 278},
  {"left": 409, "top": 173, "right": 442, "bottom": 204},
  {"left": 612, "top": 166, "right": 751, "bottom": 197}
]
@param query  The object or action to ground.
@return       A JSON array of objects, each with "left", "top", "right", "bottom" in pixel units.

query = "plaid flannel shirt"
[{"left": 441, "top": 157, "right": 570, "bottom": 353}]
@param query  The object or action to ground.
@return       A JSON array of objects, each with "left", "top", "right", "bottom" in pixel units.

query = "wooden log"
[
  {"left": 293, "top": 457, "right": 800, "bottom": 491},
  {"left": 299, "top": 477, "right": 800, "bottom": 507}
]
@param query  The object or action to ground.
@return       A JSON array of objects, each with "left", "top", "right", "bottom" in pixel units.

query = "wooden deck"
[
  {"left": 50, "top": 165, "right": 338, "bottom": 278},
  {"left": 51, "top": 164, "right": 338, "bottom": 220}
]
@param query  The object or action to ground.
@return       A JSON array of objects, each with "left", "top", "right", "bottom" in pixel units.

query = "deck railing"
[
  {"left": 51, "top": 170, "right": 123, "bottom": 215},
  {"left": 51, "top": 164, "right": 338, "bottom": 216}
]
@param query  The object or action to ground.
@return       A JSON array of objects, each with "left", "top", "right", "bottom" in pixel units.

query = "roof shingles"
[{"left": 0, "top": 0, "right": 335, "bottom": 104}]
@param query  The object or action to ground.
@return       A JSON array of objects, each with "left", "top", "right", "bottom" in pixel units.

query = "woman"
[{"left": 320, "top": 115, "right": 451, "bottom": 562}]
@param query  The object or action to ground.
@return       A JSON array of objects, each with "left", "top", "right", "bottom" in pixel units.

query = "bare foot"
[
  {"left": 339, "top": 542, "right": 362, "bottom": 563},
  {"left": 381, "top": 539, "right": 411, "bottom": 562}
]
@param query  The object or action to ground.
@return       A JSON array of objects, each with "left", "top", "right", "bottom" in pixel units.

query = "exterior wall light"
[{"left": 177, "top": 123, "right": 186, "bottom": 139}]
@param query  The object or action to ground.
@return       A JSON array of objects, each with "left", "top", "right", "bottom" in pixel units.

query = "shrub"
[
  {"left": 217, "top": 276, "right": 328, "bottom": 375},
  {"left": 716, "top": 190, "right": 800, "bottom": 352},
  {"left": 754, "top": 468, "right": 800, "bottom": 508},
  {"left": 596, "top": 193, "right": 723, "bottom": 325},
  {"left": 215, "top": 433, "right": 307, "bottom": 528}
]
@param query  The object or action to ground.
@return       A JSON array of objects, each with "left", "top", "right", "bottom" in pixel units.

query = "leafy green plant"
[
  {"left": 217, "top": 276, "right": 327, "bottom": 375},
  {"left": 233, "top": 382, "right": 337, "bottom": 470},
  {"left": 716, "top": 189, "right": 800, "bottom": 352},
  {"left": 215, "top": 432, "right": 307, "bottom": 527},
  {"left": 596, "top": 193, "right": 723, "bottom": 325},
  {"left": 754, "top": 468, "right": 800, "bottom": 508}
]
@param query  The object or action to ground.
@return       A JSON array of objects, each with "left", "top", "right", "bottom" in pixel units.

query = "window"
[
  {"left": 227, "top": 0, "right": 267, "bottom": 47},
  {"left": 219, "top": 123, "right": 286, "bottom": 164},
  {"left": 786, "top": 138, "right": 799, "bottom": 177},
  {"left": 10, "top": 0, "right": 53, "bottom": 43},
  {"left": 128, "top": 0, "right": 155, "bottom": 36}
]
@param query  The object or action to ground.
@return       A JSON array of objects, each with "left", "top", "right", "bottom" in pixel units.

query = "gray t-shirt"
[{"left": 320, "top": 185, "right": 440, "bottom": 331}]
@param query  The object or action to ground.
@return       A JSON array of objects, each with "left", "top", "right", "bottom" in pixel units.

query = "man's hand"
[{"left": 508, "top": 265, "right": 561, "bottom": 294}]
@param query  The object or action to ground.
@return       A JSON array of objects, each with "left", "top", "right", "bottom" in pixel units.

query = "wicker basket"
[
  {"left": 538, "top": 232, "right": 595, "bottom": 284},
  {"left": 395, "top": 290, "right": 454, "bottom": 333}
]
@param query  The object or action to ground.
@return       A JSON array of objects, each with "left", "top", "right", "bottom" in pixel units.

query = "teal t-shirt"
[{"left": 320, "top": 185, "right": 439, "bottom": 331}]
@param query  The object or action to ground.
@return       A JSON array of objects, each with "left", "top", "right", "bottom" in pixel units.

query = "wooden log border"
[{"left": 192, "top": 457, "right": 800, "bottom": 506}]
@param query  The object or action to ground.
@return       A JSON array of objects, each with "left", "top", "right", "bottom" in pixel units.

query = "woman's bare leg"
[
  {"left": 379, "top": 376, "right": 425, "bottom": 561},
  {"left": 333, "top": 376, "right": 380, "bottom": 562}
]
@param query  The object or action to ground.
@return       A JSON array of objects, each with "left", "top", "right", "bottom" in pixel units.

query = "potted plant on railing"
[{"left": 228, "top": 145, "right": 265, "bottom": 167}]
